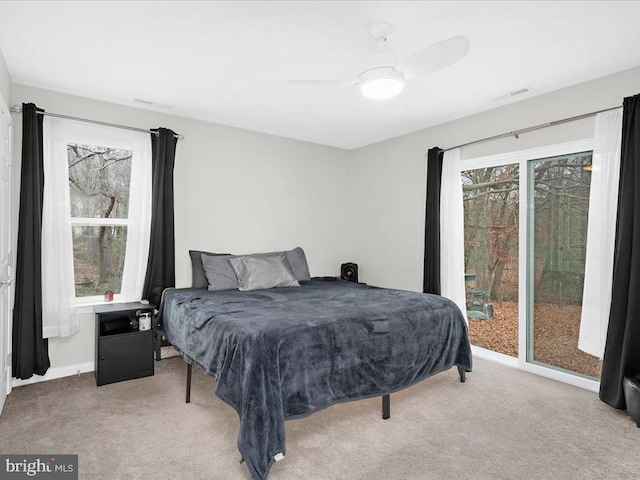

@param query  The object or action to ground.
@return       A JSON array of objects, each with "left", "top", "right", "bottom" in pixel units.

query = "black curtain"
[
  {"left": 423, "top": 147, "right": 444, "bottom": 295},
  {"left": 600, "top": 94, "right": 640, "bottom": 409},
  {"left": 12, "top": 103, "right": 50, "bottom": 379},
  {"left": 142, "top": 128, "right": 178, "bottom": 307}
]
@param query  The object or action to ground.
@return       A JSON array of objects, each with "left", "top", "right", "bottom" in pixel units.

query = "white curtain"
[
  {"left": 41, "top": 120, "right": 152, "bottom": 338},
  {"left": 42, "top": 117, "right": 78, "bottom": 338},
  {"left": 578, "top": 108, "right": 623, "bottom": 359},
  {"left": 119, "top": 132, "right": 152, "bottom": 302},
  {"left": 440, "top": 148, "right": 468, "bottom": 318}
]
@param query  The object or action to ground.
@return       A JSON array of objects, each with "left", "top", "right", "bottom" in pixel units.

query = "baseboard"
[
  {"left": 11, "top": 361, "right": 94, "bottom": 389},
  {"left": 471, "top": 345, "right": 520, "bottom": 368},
  {"left": 471, "top": 345, "right": 600, "bottom": 393}
]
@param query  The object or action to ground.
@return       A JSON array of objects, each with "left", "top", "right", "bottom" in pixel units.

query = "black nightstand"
[{"left": 94, "top": 302, "right": 155, "bottom": 386}]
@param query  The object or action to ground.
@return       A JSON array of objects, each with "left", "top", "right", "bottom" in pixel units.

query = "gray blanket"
[{"left": 158, "top": 278, "right": 472, "bottom": 480}]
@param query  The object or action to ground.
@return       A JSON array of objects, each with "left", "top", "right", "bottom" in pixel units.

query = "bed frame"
[{"left": 183, "top": 362, "right": 467, "bottom": 420}]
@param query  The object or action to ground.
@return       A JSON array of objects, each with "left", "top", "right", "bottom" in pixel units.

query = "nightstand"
[{"left": 94, "top": 302, "right": 155, "bottom": 386}]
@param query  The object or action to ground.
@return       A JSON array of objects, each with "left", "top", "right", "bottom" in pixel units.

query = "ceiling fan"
[{"left": 289, "top": 23, "right": 470, "bottom": 100}]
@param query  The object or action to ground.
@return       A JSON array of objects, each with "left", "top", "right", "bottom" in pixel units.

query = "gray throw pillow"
[
  {"left": 189, "top": 250, "right": 228, "bottom": 288},
  {"left": 229, "top": 253, "right": 300, "bottom": 291},
  {"left": 201, "top": 254, "right": 239, "bottom": 291},
  {"left": 285, "top": 247, "right": 311, "bottom": 282}
]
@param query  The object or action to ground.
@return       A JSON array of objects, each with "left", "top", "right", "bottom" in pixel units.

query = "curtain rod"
[
  {"left": 10, "top": 105, "right": 184, "bottom": 140},
  {"left": 442, "top": 105, "right": 621, "bottom": 152}
]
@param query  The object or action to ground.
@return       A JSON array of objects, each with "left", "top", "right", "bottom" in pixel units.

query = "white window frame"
[
  {"left": 66, "top": 124, "right": 135, "bottom": 308},
  {"left": 461, "top": 139, "right": 599, "bottom": 392}
]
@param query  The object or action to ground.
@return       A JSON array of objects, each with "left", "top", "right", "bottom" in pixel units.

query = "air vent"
[
  {"left": 508, "top": 87, "right": 530, "bottom": 97},
  {"left": 133, "top": 98, "right": 172, "bottom": 111},
  {"left": 490, "top": 86, "right": 534, "bottom": 103}
]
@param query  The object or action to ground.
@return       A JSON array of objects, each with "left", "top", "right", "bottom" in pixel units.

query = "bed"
[{"left": 157, "top": 271, "right": 472, "bottom": 480}]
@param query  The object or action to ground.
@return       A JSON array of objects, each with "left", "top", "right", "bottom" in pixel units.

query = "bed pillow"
[
  {"left": 189, "top": 250, "right": 229, "bottom": 288},
  {"left": 201, "top": 254, "right": 239, "bottom": 291},
  {"left": 229, "top": 253, "right": 300, "bottom": 291},
  {"left": 285, "top": 247, "right": 311, "bottom": 282}
]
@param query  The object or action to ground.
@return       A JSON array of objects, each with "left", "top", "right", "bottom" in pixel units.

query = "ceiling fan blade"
[
  {"left": 398, "top": 35, "right": 470, "bottom": 80},
  {"left": 288, "top": 79, "right": 358, "bottom": 87}
]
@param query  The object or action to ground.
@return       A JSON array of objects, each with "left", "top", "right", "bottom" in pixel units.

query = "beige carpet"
[{"left": 0, "top": 357, "right": 638, "bottom": 480}]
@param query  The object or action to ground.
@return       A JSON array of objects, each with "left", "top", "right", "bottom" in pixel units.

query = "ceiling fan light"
[
  {"left": 360, "top": 78, "right": 405, "bottom": 100},
  {"left": 358, "top": 68, "right": 406, "bottom": 100}
]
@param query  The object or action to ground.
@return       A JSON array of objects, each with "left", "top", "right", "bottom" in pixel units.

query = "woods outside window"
[{"left": 67, "top": 143, "right": 132, "bottom": 300}]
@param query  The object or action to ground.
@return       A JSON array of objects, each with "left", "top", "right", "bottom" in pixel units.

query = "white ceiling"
[{"left": 1, "top": 1, "right": 639, "bottom": 150}]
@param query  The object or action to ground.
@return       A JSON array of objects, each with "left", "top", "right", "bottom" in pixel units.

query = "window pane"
[
  {"left": 529, "top": 152, "right": 601, "bottom": 379},
  {"left": 72, "top": 225, "right": 127, "bottom": 297},
  {"left": 68, "top": 144, "right": 132, "bottom": 218},
  {"left": 463, "top": 164, "right": 519, "bottom": 357}
]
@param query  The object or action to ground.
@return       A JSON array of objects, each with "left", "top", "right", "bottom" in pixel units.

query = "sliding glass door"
[
  {"left": 461, "top": 141, "right": 602, "bottom": 386},
  {"left": 528, "top": 152, "right": 601, "bottom": 379},
  {"left": 462, "top": 164, "right": 519, "bottom": 358}
]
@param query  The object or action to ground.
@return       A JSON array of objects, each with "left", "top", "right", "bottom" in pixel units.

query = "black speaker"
[
  {"left": 100, "top": 316, "right": 133, "bottom": 336},
  {"left": 341, "top": 263, "right": 358, "bottom": 283}
]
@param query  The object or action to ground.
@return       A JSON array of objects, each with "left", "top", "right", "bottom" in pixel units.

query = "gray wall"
[
  {"left": 0, "top": 46, "right": 11, "bottom": 109},
  {"left": 11, "top": 84, "right": 352, "bottom": 372},
  {"left": 349, "top": 66, "right": 640, "bottom": 292}
]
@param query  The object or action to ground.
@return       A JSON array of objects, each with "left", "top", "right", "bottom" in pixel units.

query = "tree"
[
  {"left": 462, "top": 153, "right": 591, "bottom": 306},
  {"left": 463, "top": 164, "right": 519, "bottom": 303},
  {"left": 67, "top": 144, "right": 132, "bottom": 296}
]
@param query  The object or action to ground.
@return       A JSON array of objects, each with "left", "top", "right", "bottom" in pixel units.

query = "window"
[
  {"left": 51, "top": 121, "right": 152, "bottom": 307},
  {"left": 42, "top": 117, "right": 150, "bottom": 338},
  {"left": 67, "top": 143, "right": 132, "bottom": 298}
]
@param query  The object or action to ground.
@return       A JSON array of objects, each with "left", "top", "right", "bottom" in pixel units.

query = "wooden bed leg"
[
  {"left": 382, "top": 394, "right": 390, "bottom": 420},
  {"left": 457, "top": 366, "right": 466, "bottom": 383},
  {"left": 186, "top": 363, "right": 192, "bottom": 404}
]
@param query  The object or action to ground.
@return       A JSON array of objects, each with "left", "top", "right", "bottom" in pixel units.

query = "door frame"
[
  {"left": 462, "top": 139, "right": 599, "bottom": 392},
  {"left": 0, "top": 91, "right": 13, "bottom": 415}
]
